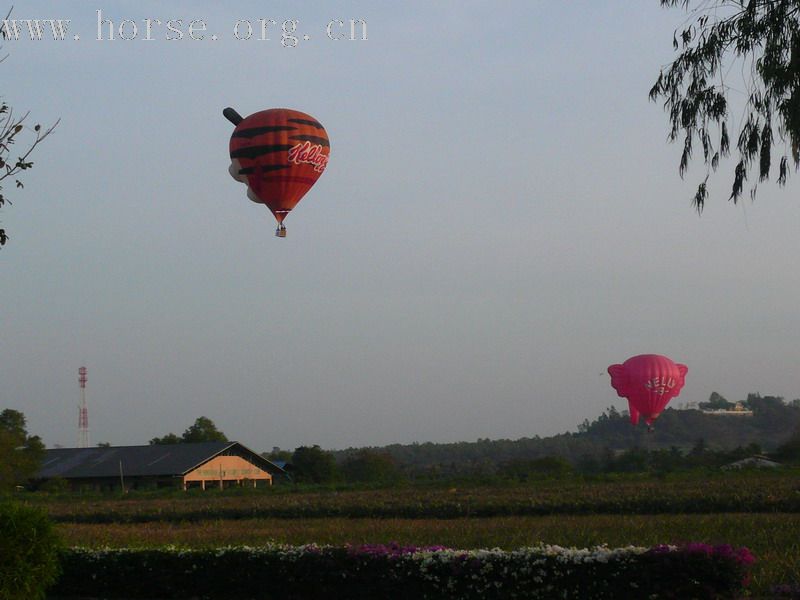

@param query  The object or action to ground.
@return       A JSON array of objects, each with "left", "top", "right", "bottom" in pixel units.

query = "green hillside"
[{"left": 336, "top": 393, "right": 800, "bottom": 478}]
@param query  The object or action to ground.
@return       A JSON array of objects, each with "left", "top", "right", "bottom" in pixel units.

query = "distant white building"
[
  {"left": 701, "top": 402, "right": 753, "bottom": 416},
  {"left": 722, "top": 455, "right": 781, "bottom": 470}
]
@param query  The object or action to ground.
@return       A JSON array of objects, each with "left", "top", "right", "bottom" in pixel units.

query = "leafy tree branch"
[
  {"left": 0, "top": 8, "right": 59, "bottom": 246},
  {"left": 650, "top": 0, "right": 800, "bottom": 210}
]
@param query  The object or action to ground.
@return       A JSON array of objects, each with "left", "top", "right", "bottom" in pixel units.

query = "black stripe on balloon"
[
  {"left": 290, "top": 135, "right": 330, "bottom": 147},
  {"left": 232, "top": 126, "right": 297, "bottom": 139},
  {"left": 230, "top": 145, "right": 294, "bottom": 159},
  {"left": 236, "top": 165, "right": 291, "bottom": 175},
  {"left": 288, "top": 118, "right": 324, "bottom": 129}
]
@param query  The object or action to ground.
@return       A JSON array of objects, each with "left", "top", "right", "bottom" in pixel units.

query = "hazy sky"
[{"left": 2, "top": 2, "right": 799, "bottom": 452}]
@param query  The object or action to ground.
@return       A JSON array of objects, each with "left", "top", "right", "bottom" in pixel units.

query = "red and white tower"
[{"left": 78, "top": 366, "right": 89, "bottom": 448}]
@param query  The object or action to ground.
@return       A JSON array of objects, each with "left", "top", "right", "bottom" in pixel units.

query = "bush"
[
  {"left": 0, "top": 502, "right": 62, "bottom": 600},
  {"left": 50, "top": 542, "right": 753, "bottom": 599}
]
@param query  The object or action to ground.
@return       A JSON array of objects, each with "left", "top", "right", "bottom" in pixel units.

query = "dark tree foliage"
[
  {"left": 149, "top": 432, "right": 182, "bottom": 445},
  {"left": 0, "top": 503, "right": 62, "bottom": 600},
  {"left": 650, "top": 0, "right": 800, "bottom": 211},
  {"left": 291, "top": 445, "right": 339, "bottom": 484},
  {"left": 0, "top": 408, "right": 45, "bottom": 490},
  {"left": 149, "top": 416, "right": 227, "bottom": 445},
  {"left": 1, "top": 14, "right": 59, "bottom": 246},
  {"left": 699, "top": 391, "right": 734, "bottom": 410},
  {"left": 774, "top": 424, "right": 800, "bottom": 460},
  {"left": 343, "top": 394, "right": 800, "bottom": 480},
  {"left": 340, "top": 448, "right": 404, "bottom": 484},
  {"left": 264, "top": 447, "right": 293, "bottom": 463},
  {"left": 181, "top": 416, "right": 228, "bottom": 443}
]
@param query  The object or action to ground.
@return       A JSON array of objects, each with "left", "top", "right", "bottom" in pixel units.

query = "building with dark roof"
[{"left": 36, "top": 441, "right": 285, "bottom": 491}]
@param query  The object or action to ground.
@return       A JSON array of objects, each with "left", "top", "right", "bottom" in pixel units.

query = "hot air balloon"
[
  {"left": 224, "top": 107, "right": 330, "bottom": 237},
  {"left": 607, "top": 354, "right": 688, "bottom": 430},
  {"left": 626, "top": 402, "right": 640, "bottom": 426}
]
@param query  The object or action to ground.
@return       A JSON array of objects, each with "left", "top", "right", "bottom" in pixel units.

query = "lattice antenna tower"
[{"left": 78, "top": 366, "right": 89, "bottom": 448}]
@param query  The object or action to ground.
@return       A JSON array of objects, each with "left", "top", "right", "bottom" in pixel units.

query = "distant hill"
[{"left": 335, "top": 393, "right": 800, "bottom": 476}]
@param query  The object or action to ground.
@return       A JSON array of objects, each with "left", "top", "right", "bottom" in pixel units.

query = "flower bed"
[{"left": 49, "top": 542, "right": 753, "bottom": 599}]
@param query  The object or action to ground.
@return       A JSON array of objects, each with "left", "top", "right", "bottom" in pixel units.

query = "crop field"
[
  {"left": 30, "top": 470, "right": 800, "bottom": 521},
  {"left": 29, "top": 470, "right": 800, "bottom": 596},
  {"left": 56, "top": 513, "right": 800, "bottom": 593}
]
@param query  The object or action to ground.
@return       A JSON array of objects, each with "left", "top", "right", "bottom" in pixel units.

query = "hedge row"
[
  {"left": 46, "top": 494, "right": 800, "bottom": 524},
  {"left": 49, "top": 543, "right": 754, "bottom": 600}
]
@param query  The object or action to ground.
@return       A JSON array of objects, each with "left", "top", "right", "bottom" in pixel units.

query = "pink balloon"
[
  {"left": 608, "top": 354, "right": 688, "bottom": 426},
  {"left": 626, "top": 401, "right": 640, "bottom": 426}
]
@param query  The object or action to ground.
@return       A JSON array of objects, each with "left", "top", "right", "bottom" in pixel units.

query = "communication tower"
[{"left": 78, "top": 366, "right": 89, "bottom": 448}]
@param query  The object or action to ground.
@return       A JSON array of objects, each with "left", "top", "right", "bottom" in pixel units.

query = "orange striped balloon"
[{"left": 226, "top": 107, "right": 330, "bottom": 227}]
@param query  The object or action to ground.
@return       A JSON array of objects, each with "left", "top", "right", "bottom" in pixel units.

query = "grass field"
[
  {"left": 55, "top": 513, "right": 800, "bottom": 595},
  {"left": 30, "top": 469, "right": 800, "bottom": 521},
  {"left": 26, "top": 470, "right": 800, "bottom": 596}
]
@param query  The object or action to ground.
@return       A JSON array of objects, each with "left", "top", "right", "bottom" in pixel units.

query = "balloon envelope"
[
  {"left": 228, "top": 108, "right": 330, "bottom": 225},
  {"left": 626, "top": 401, "right": 640, "bottom": 425},
  {"left": 607, "top": 354, "right": 688, "bottom": 426}
]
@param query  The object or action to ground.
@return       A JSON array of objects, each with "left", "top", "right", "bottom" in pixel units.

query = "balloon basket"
[{"left": 275, "top": 226, "right": 287, "bottom": 238}]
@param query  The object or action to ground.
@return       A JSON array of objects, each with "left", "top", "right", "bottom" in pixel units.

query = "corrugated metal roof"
[{"left": 37, "top": 442, "right": 284, "bottom": 479}]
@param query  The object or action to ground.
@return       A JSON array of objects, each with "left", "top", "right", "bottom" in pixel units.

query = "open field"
[
  {"left": 24, "top": 471, "right": 800, "bottom": 596},
  {"left": 27, "top": 469, "right": 800, "bottom": 522},
  {"left": 56, "top": 513, "right": 800, "bottom": 595}
]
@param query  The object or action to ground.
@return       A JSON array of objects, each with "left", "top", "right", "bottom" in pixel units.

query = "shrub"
[
  {"left": 50, "top": 542, "right": 753, "bottom": 599},
  {"left": 0, "top": 502, "right": 62, "bottom": 600}
]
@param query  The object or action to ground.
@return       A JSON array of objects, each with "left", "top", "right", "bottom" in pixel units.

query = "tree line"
[{"left": 3, "top": 392, "right": 800, "bottom": 492}]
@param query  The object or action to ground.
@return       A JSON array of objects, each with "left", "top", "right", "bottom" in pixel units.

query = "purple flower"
[
  {"left": 683, "top": 542, "right": 713, "bottom": 556},
  {"left": 711, "top": 544, "right": 735, "bottom": 559},
  {"left": 733, "top": 547, "right": 755, "bottom": 566},
  {"left": 645, "top": 543, "right": 755, "bottom": 567},
  {"left": 647, "top": 544, "right": 673, "bottom": 555},
  {"left": 346, "top": 541, "right": 450, "bottom": 557}
]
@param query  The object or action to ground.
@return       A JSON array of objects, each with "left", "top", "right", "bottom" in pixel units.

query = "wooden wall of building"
[{"left": 183, "top": 455, "right": 272, "bottom": 490}]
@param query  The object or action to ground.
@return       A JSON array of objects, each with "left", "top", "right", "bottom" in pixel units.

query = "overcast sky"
[{"left": 2, "top": 1, "right": 798, "bottom": 452}]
